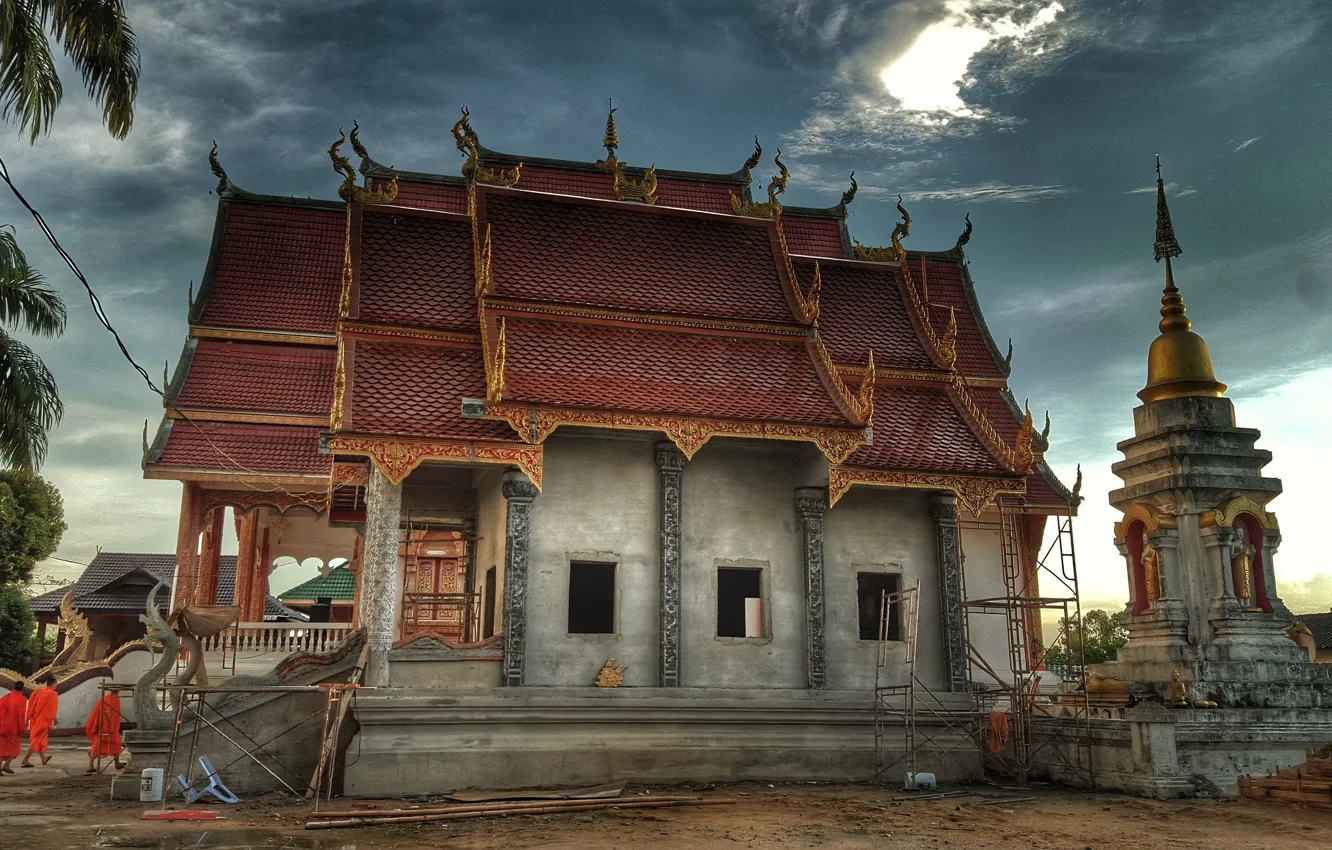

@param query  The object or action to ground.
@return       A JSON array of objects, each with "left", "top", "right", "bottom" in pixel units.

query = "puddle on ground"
[{"left": 95, "top": 832, "right": 342, "bottom": 849}]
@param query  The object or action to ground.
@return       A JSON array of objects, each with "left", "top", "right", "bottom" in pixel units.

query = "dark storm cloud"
[{"left": 2, "top": 0, "right": 1329, "bottom": 604}]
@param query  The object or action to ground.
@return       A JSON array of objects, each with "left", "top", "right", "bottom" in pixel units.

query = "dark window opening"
[
  {"left": 311, "top": 597, "right": 333, "bottom": 624},
  {"left": 568, "top": 562, "right": 616, "bottom": 634},
  {"left": 857, "top": 573, "right": 901, "bottom": 641},
  {"left": 717, "top": 567, "right": 763, "bottom": 638},
  {"left": 483, "top": 567, "right": 497, "bottom": 638}
]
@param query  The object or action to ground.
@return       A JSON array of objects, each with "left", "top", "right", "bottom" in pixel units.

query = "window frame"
[
  {"left": 714, "top": 560, "right": 770, "bottom": 642},
  {"left": 566, "top": 559, "right": 619, "bottom": 637},
  {"left": 856, "top": 571, "right": 903, "bottom": 642}
]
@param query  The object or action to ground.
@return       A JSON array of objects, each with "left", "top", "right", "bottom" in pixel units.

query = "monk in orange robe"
[
  {"left": 21, "top": 675, "right": 58, "bottom": 767},
  {"left": 0, "top": 680, "right": 27, "bottom": 774},
  {"left": 84, "top": 689, "right": 125, "bottom": 773}
]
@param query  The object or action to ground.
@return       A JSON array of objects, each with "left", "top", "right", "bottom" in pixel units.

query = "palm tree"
[
  {"left": 0, "top": 228, "right": 65, "bottom": 470},
  {"left": 1, "top": 1, "right": 140, "bottom": 142},
  {"left": 0, "top": 2, "right": 139, "bottom": 469}
]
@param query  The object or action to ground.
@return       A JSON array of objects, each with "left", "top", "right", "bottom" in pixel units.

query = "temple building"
[{"left": 143, "top": 108, "right": 1079, "bottom": 791}]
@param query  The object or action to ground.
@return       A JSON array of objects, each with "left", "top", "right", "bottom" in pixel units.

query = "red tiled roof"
[
  {"left": 504, "top": 317, "right": 853, "bottom": 426},
  {"left": 348, "top": 340, "right": 515, "bottom": 440},
  {"left": 784, "top": 215, "right": 845, "bottom": 258},
  {"left": 847, "top": 384, "right": 1008, "bottom": 474},
  {"left": 357, "top": 212, "right": 476, "bottom": 332},
  {"left": 176, "top": 340, "right": 334, "bottom": 415},
  {"left": 1026, "top": 464, "right": 1071, "bottom": 507},
  {"left": 964, "top": 385, "right": 1074, "bottom": 505},
  {"left": 918, "top": 257, "right": 1006, "bottom": 378},
  {"left": 488, "top": 163, "right": 740, "bottom": 215},
  {"left": 485, "top": 191, "right": 797, "bottom": 323},
  {"left": 198, "top": 202, "right": 343, "bottom": 334},
  {"left": 388, "top": 180, "right": 468, "bottom": 214},
  {"left": 156, "top": 422, "right": 329, "bottom": 475},
  {"left": 798, "top": 260, "right": 937, "bottom": 371}
]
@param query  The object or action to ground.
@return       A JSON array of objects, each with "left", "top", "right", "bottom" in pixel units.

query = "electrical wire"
[{"left": 0, "top": 156, "right": 325, "bottom": 509}]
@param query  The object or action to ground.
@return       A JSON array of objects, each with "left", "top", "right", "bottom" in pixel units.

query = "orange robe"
[
  {"left": 0, "top": 690, "right": 26, "bottom": 758},
  {"left": 26, "top": 687, "right": 58, "bottom": 753},
  {"left": 85, "top": 692, "right": 123, "bottom": 758}
]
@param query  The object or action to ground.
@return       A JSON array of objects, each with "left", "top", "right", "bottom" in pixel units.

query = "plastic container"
[
  {"left": 905, "top": 771, "right": 937, "bottom": 790},
  {"left": 140, "top": 767, "right": 165, "bottom": 802}
]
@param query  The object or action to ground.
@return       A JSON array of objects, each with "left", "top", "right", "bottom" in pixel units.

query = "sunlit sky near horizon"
[{"left": 5, "top": 1, "right": 1330, "bottom": 611}]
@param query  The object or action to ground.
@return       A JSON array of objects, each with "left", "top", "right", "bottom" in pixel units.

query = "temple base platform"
[
  {"left": 1031, "top": 703, "right": 1332, "bottom": 798},
  {"left": 344, "top": 686, "right": 978, "bottom": 797}
]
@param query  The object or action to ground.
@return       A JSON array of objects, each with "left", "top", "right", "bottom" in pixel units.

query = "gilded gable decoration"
[
  {"left": 328, "top": 129, "right": 399, "bottom": 204},
  {"left": 828, "top": 466, "right": 1026, "bottom": 514},
  {"left": 741, "top": 136, "right": 762, "bottom": 183},
  {"left": 730, "top": 150, "right": 788, "bottom": 218},
  {"left": 452, "top": 106, "right": 522, "bottom": 187},
  {"left": 838, "top": 172, "right": 857, "bottom": 218},
  {"left": 938, "top": 307, "right": 958, "bottom": 369},
  {"left": 484, "top": 315, "right": 507, "bottom": 405},
  {"left": 208, "top": 142, "right": 239, "bottom": 194},
  {"left": 1013, "top": 400, "right": 1035, "bottom": 474},
  {"left": 954, "top": 212, "right": 973, "bottom": 252},
  {"left": 613, "top": 161, "right": 658, "bottom": 205},
  {"left": 853, "top": 194, "right": 911, "bottom": 262}
]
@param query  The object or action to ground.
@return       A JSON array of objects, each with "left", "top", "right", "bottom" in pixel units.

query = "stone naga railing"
[{"left": 197, "top": 623, "right": 355, "bottom": 672}]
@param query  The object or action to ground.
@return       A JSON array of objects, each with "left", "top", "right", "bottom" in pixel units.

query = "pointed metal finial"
[
  {"left": 955, "top": 212, "right": 973, "bottom": 251},
  {"left": 1154, "top": 156, "right": 1182, "bottom": 263},
  {"left": 187, "top": 280, "right": 194, "bottom": 310},
  {"left": 1003, "top": 338, "right": 1013, "bottom": 371},
  {"left": 1071, "top": 463, "right": 1083, "bottom": 503},
  {"left": 840, "top": 172, "right": 858, "bottom": 209},
  {"left": 603, "top": 99, "right": 619, "bottom": 158},
  {"left": 742, "top": 136, "right": 762, "bottom": 177},
  {"left": 163, "top": 361, "right": 169, "bottom": 392},
  {"left": 142, "top": 420, "right": 149, "bottom": 460},
  {"left": 208, "top": 141, "right": 235, "bottom": 194}
]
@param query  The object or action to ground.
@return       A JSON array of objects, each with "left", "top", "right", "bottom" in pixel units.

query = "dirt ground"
[{"left": 4, "top": 745, "right": 1331, "bottom": 850}]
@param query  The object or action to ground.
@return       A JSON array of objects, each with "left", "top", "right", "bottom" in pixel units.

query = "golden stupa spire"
[{"left": 1138, "top": 157, "right": 1226, "bottom": 403}]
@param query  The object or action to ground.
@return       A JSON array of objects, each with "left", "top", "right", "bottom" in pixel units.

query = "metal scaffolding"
[{"left": 874, "top": 495, "right": 1092, "bottom": 788}]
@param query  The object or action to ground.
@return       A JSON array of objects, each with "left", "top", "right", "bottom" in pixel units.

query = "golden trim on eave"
[
  {"left": 190, "top": 328, "right": 337, "bottom": 346},
  {"left": 484, "top": 297, "right": 808, "bottom": 337},
  {"left": 828, "top": 465, "right": 1026, "bottom": 515},
  {"left": 483, "top": 403, "right": 868, "bottom": 464},
  {"left": 166, "top": 409, "right": 329, "bottom": 427},
  {"left": 327, "top": 433, "right": 542, "bottom": 488}
]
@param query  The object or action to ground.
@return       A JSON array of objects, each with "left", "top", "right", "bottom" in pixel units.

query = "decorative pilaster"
[
  {"left": 656, "top": 443, "right": 686, "bottom": 687},
  {"left": 796, "top": 487, "right": 828, "bottom": 690},
  {"left": 363, "top": 466, "right": 403, "bottom": 687},
  {"left": 247, "top": 521, "right": 271, "bottom": 622},
  {"left": 930, "top": 494, "right": 967, "bottom": 693},
  {"left": 501, "top": 471, "right": 539, "bottom": 686}
]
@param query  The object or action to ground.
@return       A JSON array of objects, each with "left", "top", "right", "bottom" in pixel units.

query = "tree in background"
[
  {"left": 1, "top": 1, "right": 141, "bottom": 469},
  {"left": 0, "top": 229, "right": 65, "bottom": 470},
  {"left": 1043, "top": 608, "right": 1129, "bottom": 667},
  {"left": 0, "top": 469, "right": 65, "bottom": 585},
  {"left": 0, "top": 583, "right": 38, "bottom": 670}
]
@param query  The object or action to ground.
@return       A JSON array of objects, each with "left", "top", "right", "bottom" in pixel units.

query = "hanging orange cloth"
[
  {"left": 0, "top": 689, "right": 26, "bottom": 759},
  {"left": 26, "top": 686, "right": 58, "bottom": 754},
  {"left": 85, "top": 691, "right": 123, "bottom": 758},
  {"left": 988, "top": 710, "right": 1010, "bottom": 755}
]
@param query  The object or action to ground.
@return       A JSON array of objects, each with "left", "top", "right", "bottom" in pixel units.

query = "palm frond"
[
  {"left": 0, "top": 0, "right": 64, "bottom": 142},
  {"left": 0, "top": 229, "right": 66, "bottom": 337},
  {"left": 47, "top": 0, "right": 139, "bottom": 139},
  {"left": 0, "top": 327, "right": 63, "bottom": 470}
]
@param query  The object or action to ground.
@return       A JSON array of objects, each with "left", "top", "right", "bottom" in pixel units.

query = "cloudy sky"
[{"left": 4, "top": 0, "right": 1330, "bottom": 610}]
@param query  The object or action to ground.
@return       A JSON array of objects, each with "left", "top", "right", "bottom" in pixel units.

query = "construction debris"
[
  {"left": 305, "top": 795, "right": 736, "bottom": 829},
  {"left": 1238, "top": 744, "right": 1332, "bottom": 811}
]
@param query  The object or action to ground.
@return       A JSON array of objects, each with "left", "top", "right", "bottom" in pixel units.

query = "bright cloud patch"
[{"left": 879, "top": 0, "right": 1065, "bottom": 118}]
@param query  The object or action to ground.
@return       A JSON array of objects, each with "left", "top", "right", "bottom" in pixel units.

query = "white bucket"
[
  {"left": 905, "top": 771, "right": 937, "bottom": 790},
  {"left": 140, "top": 767, "right": 165, "bottom": 802}
]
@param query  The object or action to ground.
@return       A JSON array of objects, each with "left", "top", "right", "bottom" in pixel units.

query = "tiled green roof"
[{"left": 279, "top": 566, "right": 356, "bottom": 601}]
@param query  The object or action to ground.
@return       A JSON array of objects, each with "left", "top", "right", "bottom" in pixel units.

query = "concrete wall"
[
  {"left": 525, "top": 432, "right": 659, "bottom": 686},
  {"left": 679, "top": 440, "right": 822, "bottom": 689},
  {"left": 473, "top": 468, "right": 506, "bottom": 637},
  {"left": 959, "top": 517, "right": 1015, "bottom": 685},
  {"left": 824, "top": 487, "right": 940, "bottom": 691}
]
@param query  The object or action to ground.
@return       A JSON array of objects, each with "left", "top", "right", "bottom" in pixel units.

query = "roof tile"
[
  {"left": 348, "top": 340, "right": 515, "bottom": 440},
  {"left": 357, "top": 212, "right": 476, "bottom": 332},
  {"left": 388, "top": 180, "right": 468, "bottom": 214},
  {"left": 918, "top": 257, "right": 1006, "bottom": 378},
  {"left": 486, "top": 192, "right": 797, "bottom": 323},
  {"left": 198, "top": 203, "right": 344, "bottom": 334},
  {"left": 784, "top": 215, "right": 845, "bottom": 258},
  {"left": 798, "top": 260, "right": 937, "bottom": 371},
  {"left": 504, "top": 317, "right": 853, "bottom": 425},
  {"left": 847, "top": 384, "right": 1009, "bottom": 474},
  {"left": 157, "top": 421, "right": 330, "bottom": 475},
  {"left": 177, "top": 340, "right": 334, "bottom": 415}
]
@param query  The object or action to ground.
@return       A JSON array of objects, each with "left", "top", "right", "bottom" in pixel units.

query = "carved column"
[
  {"left": 931, "top": 494, "right": 968, "bottom": 693},
  {"left": 348, "top": 533, "right": 364, "bottom": 629},
  {"left": 501, "top": 471, "right": 539, "bottom": 687},
  {"left": 796, "top": 487, "right": 828, "bottom": 690},
  {"left": 234, "top": 509, "right": 260, "bottom": 619},
  {"left": 173, "top": 483, "right": 202, "bottom": 611},
  {"left": 248, "top": 521, "right": 271, "bottom": 621},
  {"left": 656, "top": 443, "right": 686, "bottom": 687},
  {"left": 363, "top": 466, "right": 403, "bottom": 687}
]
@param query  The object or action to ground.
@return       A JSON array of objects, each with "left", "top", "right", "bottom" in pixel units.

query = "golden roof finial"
[
  {"left": 1138, "top": 157, "right": 1226, "bottom": 403},
  {"left": 603, "top": 99, "right": 619, "bottom": 160}
]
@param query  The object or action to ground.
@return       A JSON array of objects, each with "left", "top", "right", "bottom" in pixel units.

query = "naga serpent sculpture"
[{"left": 135, "top": 583, "right": 183, "bottom": 730}]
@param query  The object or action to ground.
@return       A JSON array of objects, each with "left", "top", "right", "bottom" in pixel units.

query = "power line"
[{"left": 0, "top": 156, "right": 324, "bottom": 508}]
